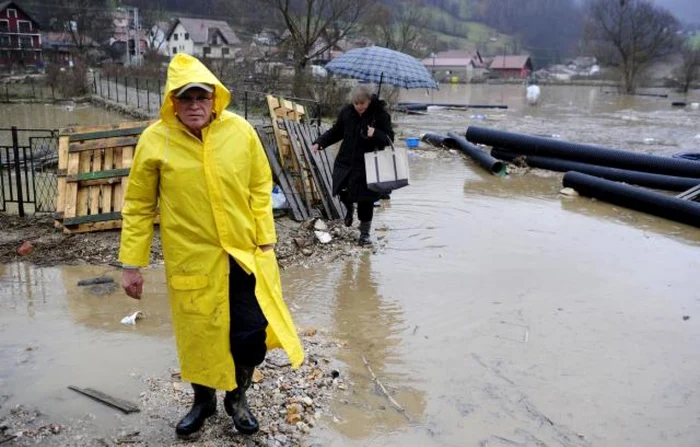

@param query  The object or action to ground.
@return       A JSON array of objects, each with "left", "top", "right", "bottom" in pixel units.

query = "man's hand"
[
  {"left": 259, "top": 244, "right": 275, "bottom": 253},
  {"left": 122, "top": 269, "right": 144, "bottom": 299},
  {"left": 311, "top": 143, "right": 320, "bottom": 152},
  {"left": 367, "top": 126, "right": 375, "bottom": 138}
]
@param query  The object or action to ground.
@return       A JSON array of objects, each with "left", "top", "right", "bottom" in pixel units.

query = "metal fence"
[
  {"left": 91, "top": 72, "right": 321, "bottom": 123},
  {"left": 0, "top": 78, "right": 72, "bottom": 102},
  {"left": 0, "top": 127, "right": 59, "bottom": 216}
]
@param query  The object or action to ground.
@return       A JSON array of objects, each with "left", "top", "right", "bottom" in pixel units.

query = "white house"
[
  {"left": 421, "top": 50, "right": 488, "bottom": 83},
  {"left": 166, "top": 18, "right": 241, "bottom": 59}
]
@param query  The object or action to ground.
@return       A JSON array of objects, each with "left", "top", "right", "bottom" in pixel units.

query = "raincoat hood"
[{"left": 161, "top": 53, "right": 231, "bottom": 122}]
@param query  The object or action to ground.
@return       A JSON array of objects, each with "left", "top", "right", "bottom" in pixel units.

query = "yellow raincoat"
[{"left": 119, "top": 54, "right": 304, "bottom": 391}]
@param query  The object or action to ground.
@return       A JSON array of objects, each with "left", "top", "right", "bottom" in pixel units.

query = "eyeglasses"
[{"left": 176, "top": 96, "right": 213, "bottom": 105}]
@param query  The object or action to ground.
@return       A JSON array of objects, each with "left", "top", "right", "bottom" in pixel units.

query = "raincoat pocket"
[{"left": 170, "top": 274, "right": 216, "bottom": 317}]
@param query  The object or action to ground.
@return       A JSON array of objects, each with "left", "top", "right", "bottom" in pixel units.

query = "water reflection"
[{"left": 331, "top": 253, "right": 426, "bottom": 439}]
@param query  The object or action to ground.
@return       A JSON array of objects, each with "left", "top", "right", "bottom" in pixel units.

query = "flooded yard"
[{"left": 2, "top": 85, "right": 700, "bottom": 446}]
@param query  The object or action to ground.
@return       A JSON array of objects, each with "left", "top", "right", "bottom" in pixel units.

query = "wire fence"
[
  {"left": 91, "top": 72, "right": 322, "bottom": 124},
  {"left": 0, "top": 78, "right": 73, "bottom": 102}
]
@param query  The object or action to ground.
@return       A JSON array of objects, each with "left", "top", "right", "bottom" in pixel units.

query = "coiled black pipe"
[
  {"left": 446, "top": 132, "right": 506, "bottom": 175},
  {"left": 563, "top": 171, "right": 700, "bottom": 228},
  {"left": 491, "top": 149, "right": 700, "bottom": 192},
  {"left": 421, "top": 132, "right": 449, "bottom": 148},
  {"left": 466, "top": 126, "right": 700, "bottom": 178}
]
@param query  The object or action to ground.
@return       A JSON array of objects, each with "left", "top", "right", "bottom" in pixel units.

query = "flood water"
[{"left": 2, "top": 85, "right": 700, "bottom": 446}]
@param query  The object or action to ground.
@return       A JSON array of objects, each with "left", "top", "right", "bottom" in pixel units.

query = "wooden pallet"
[
  {"left": 284, "top": 119, "right": 344, "bottom": 220},
  {"left": 256, "top": 125, "right": 309, "bottom": 222},
  {"left": 55, "top": 121, "right": 152, "bottom": 233}
]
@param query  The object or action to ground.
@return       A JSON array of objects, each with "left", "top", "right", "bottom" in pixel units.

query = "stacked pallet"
[
  {"left": 263, "top": 95, "right": 344, "bottom": 221},
  {"left": 55, "top": 122, "right": 152, "bottom": 233}
]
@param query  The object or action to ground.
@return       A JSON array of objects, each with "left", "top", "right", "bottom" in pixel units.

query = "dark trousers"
[
  {"left": 340, "top": 190, "right": 374, "bottom": 222},
  {"left": 229, "top": 256, "right": 268, "bottom": 367}
]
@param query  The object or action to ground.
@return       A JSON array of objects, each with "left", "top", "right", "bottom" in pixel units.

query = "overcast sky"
[{"left": 651, "top": 0, "right": 700, "bottom": 23}]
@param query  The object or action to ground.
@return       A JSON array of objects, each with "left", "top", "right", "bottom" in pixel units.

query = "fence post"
[
  {"left": 244, "top": 91, "right": 248, "bottom": 120},
  {"left": 158, "top": 79, "right": 162, "bottom": 107},
  {"left": 93, "top": 71, "right": 97, "bottom": 94},
  {"left": 11, "top": 126, "right": 24, "bottom": 217},
  {"left": 136, "top": 77, "right": 140, "bottom": 109},
  {"left": 31, "top": 78, "right": 35, "bottom": 99},
  {"left": 147, "top": 79, "right": 150, "bottom": 114},
  {"left": 116, "top": 75, "right": 119, "bottom": 103},
  {"left": 5, "top": 83, "right": 8, "bottom": 102},
  {"left": 108, "top": 74, "right": 111, "bottom": 100}
]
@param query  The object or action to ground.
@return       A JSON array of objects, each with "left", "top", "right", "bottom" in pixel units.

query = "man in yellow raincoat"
[{"left": 119, "top": 54, "right": 304, "bottom": 438}]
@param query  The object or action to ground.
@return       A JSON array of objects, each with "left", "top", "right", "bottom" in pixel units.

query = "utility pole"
[{"left": 133, "top": 6, "right": 140, "bottom": 66}]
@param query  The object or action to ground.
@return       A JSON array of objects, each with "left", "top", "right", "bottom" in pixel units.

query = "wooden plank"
[
  {"left": 76, "top": 151, "right": 91, "bottom": 217},
  {"left": 113, "top": 148, "right": 124, "bottom": 212},
  {"left": 63, "top": 216, "right": 159, "bottom": 234},
  {"left": 66, "top": 168, "right": 130, "bottom": 182},
  {"left": 69, "top": 136, "right": 140, "bottom": 153},
  {"left": 89, "top": 149, "right": 101, "bottom": 215},
  {"left": 256, "top": 126, "right": 308, "bottom": 221},
  {"left": 298, "top": 122, "right": 343, "bottom": 219},
  {"left": 63, "top": 152, "right": 81, "bottom": 218},
  {"left": 68, "top": 126, "right": 147, "bottom": 142},
  {"left": 55, "top": 135, "right": 70, "bottom": 215},
  {"left": 59, "top": 121, "right": 151, "bottom": 137},
  {"left": 287, "top": 120, "right": 332, "bottom": 219},
  {"left": 283, "top": 121, "right": 314, "bottom": 216},
  {"left": 102, "top": 148, "right": 114, "bottom": 213},
  {"left": 68, "top": 386, "right": 140, "bottom": 414},
  {"left": 63, "top": 212, "right": 122, "bottom": 226}
]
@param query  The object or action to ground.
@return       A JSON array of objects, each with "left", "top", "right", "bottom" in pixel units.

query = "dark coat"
[{"left": 314, "top": 96, "right": 394, "bottom": 202}]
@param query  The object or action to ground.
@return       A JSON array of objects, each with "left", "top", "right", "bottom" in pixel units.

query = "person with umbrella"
[{"left": 311, "top": 84, "right": 394, "bottom": 246}]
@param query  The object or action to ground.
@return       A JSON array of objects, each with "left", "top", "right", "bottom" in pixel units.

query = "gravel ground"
[
  {"left": 0, "top": 333, "right": 348, "bottom": 446},
  {"left": 0, "top": 214, "right": 371, "bottom": 269}
]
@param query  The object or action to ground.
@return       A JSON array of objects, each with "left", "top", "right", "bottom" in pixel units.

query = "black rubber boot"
[
  {"left": 175, "top": 383, "right": 217, "bottom": 438},
  {"left": 358, "top": 221, "right": 372, "bottom": 246},
  {"left": 344, "top": 203, "right": 354, "bottom": 227},
  {"left": 223, "top": 365, "right": 259, "bottom": 435}
]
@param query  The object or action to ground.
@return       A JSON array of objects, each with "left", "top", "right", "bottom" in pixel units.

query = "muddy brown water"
[{"left": 2, "top": 86, "right": 700, "bottom": 446}]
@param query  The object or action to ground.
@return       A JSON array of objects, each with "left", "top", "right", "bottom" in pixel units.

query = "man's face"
[{"left": 174, "top": 88, "right": 214, "bottom": 132}]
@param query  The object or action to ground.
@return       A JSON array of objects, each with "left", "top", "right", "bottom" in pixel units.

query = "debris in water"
[
  {"left": 77, "top": 276, "right": 114, "bottom": 286},
  {"left": 120, "top": 311, "right": 144, "bottom": 325}
]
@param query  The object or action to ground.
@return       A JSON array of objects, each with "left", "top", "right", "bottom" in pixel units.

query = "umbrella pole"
[{"left": 377, "top": 72, "right": 384, "bottom": 98}]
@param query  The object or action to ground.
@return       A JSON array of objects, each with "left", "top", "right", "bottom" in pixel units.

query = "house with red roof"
[{"left": 489, "top": 55, "right": 533, "bottom": 79}]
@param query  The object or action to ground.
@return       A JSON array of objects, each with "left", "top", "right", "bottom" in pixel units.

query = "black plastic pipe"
[
  {"left": 563, "top": 171, "right": 700, "bottom": 228},
  {"left": 466, "top": 126, "right": 700, "bottom": 178},
  {"left": 446, "top": 132, "right": 506, "bottom": 175},
  {"left": 492, "top": 149, "right": 700, "bottom": 192},
  {"left": 421, "top": 132, "right": 449, "bottom": 148}
]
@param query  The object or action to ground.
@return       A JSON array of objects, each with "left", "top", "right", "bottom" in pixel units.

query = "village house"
[
  {"left": 421, "top": 50, "right": 487, "bottom": 83},
  {"left": 489, "top": 55, "right": 533, "bottom": 79},
  {"left": 166, "top": 18, "right": 241, "bottom": 59},
  {"left": 0, "top": 0, "right": 41, "bottom": 70}
]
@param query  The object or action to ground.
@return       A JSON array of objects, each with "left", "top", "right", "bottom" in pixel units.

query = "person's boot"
[
  {"left": 358, "top": 221, "right": 372, "bottom": 246},
  {"left": 175, "top": 383, "right": 217, "bottom": 438},
  {"left": 344, "top": 203, "right": 354, "bottom": 227},
  {"left": 223, "top": 365, "right": 259, "bottom": 435}
]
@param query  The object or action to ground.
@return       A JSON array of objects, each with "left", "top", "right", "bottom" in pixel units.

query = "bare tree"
[
  {"left": 584, "top": 0, "right": 681, "bottom": 93},
  {"left": 256, "top": 0, "right": 369, "bottom": 96},
  {"left": 45, "top": 0, "right": 115, "bottom": 53},
  {"left": 363, "top": 4, "right": 428, "bottom": 55},
  {"left": 676, "top": 43, "right": 700, "bottom": 93}
]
